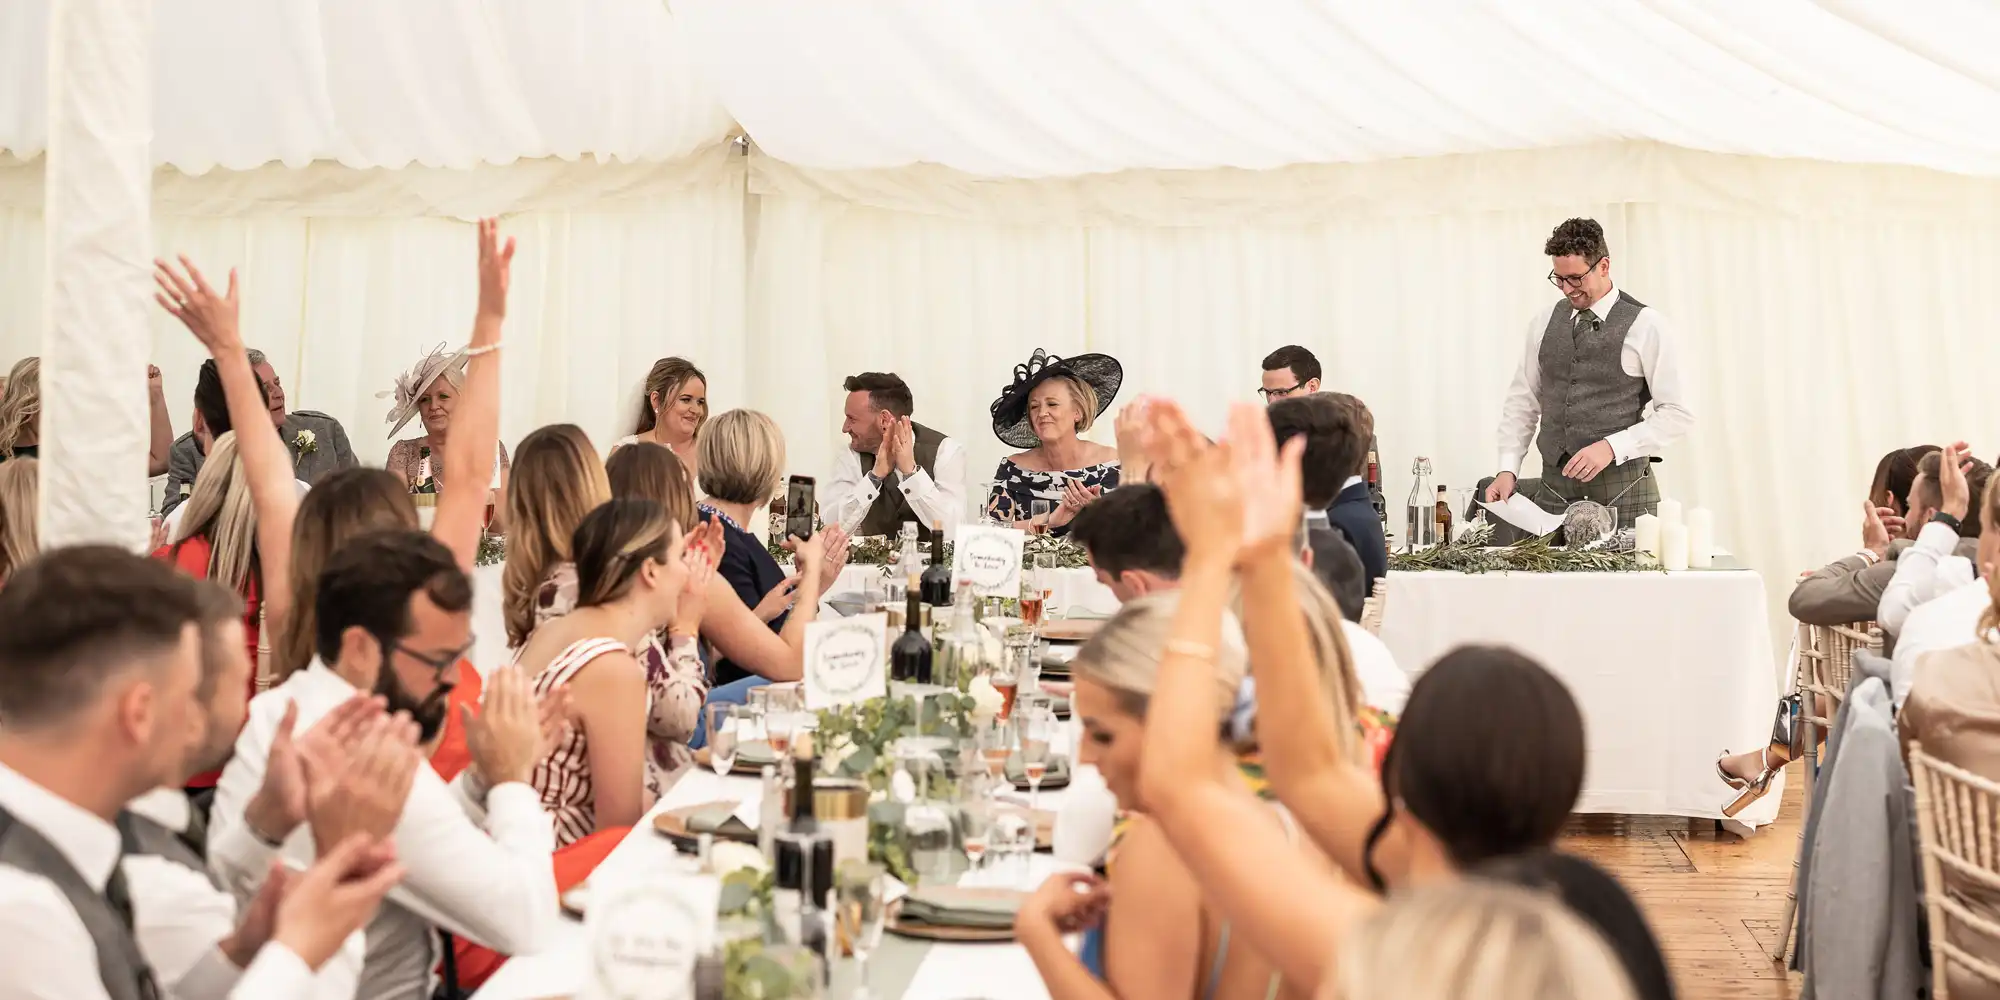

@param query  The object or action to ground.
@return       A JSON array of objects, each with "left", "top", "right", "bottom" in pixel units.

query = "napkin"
[
  {"left": 898, "top": 889, "right": 1022, "bottom": 929},
  {"left": 684, "top": 803, "right": 756, "bottom": 839}
]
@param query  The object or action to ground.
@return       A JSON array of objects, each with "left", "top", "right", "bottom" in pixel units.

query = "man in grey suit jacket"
[
  {"left": 1789, "top": 457, "right": 1982, "bottom": 634},
  {"left": 161, "top": 349, "right": 356, "bottom": 514}
]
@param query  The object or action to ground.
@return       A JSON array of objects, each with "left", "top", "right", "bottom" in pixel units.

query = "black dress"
[{"left": 702, "top": 504, "right": 790, "bottom": 686}]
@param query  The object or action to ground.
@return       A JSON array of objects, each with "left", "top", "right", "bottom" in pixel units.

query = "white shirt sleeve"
[
  {"left": 124, "top": 855, "right": 239, "bottom": 995},
  {"left": 898, "top": 437, "right": 968, "bottom": 539},
  {"left": 0, "top": 872, "right": 115, "bottom": 1000},
  {"left": 1877, "top": 521, "right": 1963, "bottom": 635},
  {"left": 224, "top": 945, "right": 315, "bottom": 999},
  {"left": 1496, "top": 305, "right": 1552, "bottom": 476},
  {"left": 821, "top": 447, "right": 874, "bottom": 538},
  {"left": 1602, "top": 308, "right": 1697, "bottom": 465},
  {"left": 376, "top": 772, "right": 559, "bottom": 954}
]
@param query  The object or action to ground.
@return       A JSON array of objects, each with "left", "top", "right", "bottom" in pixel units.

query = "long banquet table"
[
  {"left": 1375, "top": 565, "right": 1785, "bottom": 827},
  {"left": 472, "top": 765, "right": 1075, "bottom": 1000}
]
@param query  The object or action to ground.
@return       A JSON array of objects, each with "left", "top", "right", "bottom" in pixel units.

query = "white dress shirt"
[
  {"left": 1877, "top": 521, "right": 1979, "bottom": 637},
  {"left": 1341, "top": 621, "right": 1409, "bottom": 716},
  {"left": 1495, "top": 283, "right": 1696, "bottom": 476},
  {"left": 0, "top": 763, "right": 313, "bottom": 1000},
  {"left": 209, "top": 662, "right": 559, "bottom": 1000},
  {"left": 822, "top": 434, "right": 968, "bottom": 540},
  {"left": 1890, "top": 577, "right": 1995, "bottom": 709}
]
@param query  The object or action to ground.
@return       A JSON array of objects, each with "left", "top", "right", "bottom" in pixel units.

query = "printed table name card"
[
  {"left": 804, "top": 613, "right": 888, "bottom": 710},
  {"left": 952, "top": 525, "right": 1026, "bottom": 598},
  {"left": 584, "top": 862, "right": 721, "bottom": 1000}
]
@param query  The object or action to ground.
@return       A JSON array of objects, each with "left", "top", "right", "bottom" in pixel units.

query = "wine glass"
[
  {"left": 975, "top": 718, "right": 1013, "bottom": 792},
  {"left": 1030, "top": 498, "right": 1053, "bottom": 533},
  {"left": 957, "top": 785, "right": 996, "bottom": 876},
  {"left": 836, "top": 861, "right": 887, "bottom": 1000},
  {"left": 706, "top": 704, "right": 742, "bottom": 777},
  {"left": 1034, "top": 552, "right": 1060, "bottom": 623},
  {"left": 765, "top": 686, "right": 804, "bottom": 758},
  {"left": 1017, "top": 706, "right": 1054, "bottom": 813}
]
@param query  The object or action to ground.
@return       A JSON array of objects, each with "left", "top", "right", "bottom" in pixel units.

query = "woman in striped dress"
[{"left": 512, "top": 497, "right": 723, "bottom": 847}]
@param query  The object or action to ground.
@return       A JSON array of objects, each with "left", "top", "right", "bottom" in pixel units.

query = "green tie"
[{"left": 1574, "top": 308, "right": 1600, "bottom": 336}]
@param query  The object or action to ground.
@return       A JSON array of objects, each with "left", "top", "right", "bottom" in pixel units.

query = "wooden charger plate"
[
  {"left": 1038, "top": 619, "right": 1103, "bottom": 643},
  {"left": 887, "top": 887, "right": 1025, "bottom": 943}
]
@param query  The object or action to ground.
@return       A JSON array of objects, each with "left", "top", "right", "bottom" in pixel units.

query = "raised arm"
[
  {"left": 1137, "top": 401, "right": 1373, "bottom": 993},
  {"left": 146, "top": 365, "right": 174, "bottom": 476},
  {"left": 156, "top": 259, "right": 300, "bottom": 633},
  {"left": 436, "top": 219, "right": 511, "bottom": 572}
]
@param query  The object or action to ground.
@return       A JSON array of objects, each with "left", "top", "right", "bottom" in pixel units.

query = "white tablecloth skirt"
[{"left": 1377, "top": 567, "right": 1784, "bottom": 826}]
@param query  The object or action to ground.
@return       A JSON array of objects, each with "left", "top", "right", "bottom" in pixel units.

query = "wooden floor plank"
[{"left": 1558, "top": 761, "right": 1804, "bottom": 1000}]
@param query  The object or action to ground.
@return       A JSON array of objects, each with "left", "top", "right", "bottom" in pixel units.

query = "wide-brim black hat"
[{"left": 989, "top": 348, "right": 1123, "bottom": 449}]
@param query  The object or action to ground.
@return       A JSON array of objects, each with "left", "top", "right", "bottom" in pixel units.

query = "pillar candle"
[
  {"left": 1662, "top": 523, "right": 1690, "bottom": 571},
  {"left": 1688, "top": 508, "right": 1715, "bottom": 569},
  {"left": 1633, "top": 514, "right": 1661, "bottom": 559},
  {"left": 1657, "top": 498, "right": 1684, "bottom": 532}
]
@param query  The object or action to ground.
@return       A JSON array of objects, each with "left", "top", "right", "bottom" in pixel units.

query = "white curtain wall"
[
  {"left": 748, "top": 141, "right": 2000, "bottom": 639},
  {"left": 0, "top": 148, "right": 748, "bottom": 462}
]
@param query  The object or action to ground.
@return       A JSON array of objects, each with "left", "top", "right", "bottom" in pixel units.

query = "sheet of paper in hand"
[
  {"left": 952, "top": 524, "right": 1026, "bottom": 597},
  {"left": 804, "top": 612, "right": 888, "bottom": 710},
  {"left": 1479, "top": 494, "right": 1565, "bottom": 537},
  {"left": 584, "top": 844, "right": 720, "bottom": 1000}
]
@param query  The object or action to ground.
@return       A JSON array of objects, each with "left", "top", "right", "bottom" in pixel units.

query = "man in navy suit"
[{"left": 1268, "top": 392, "right": 1386, "bottom": 594}]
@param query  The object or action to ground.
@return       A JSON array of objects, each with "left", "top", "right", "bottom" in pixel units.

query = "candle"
[
  {"left": 1688, "top": 508, "right": 1715, "bottom": 569},
  {"left": 1656, "top": 498, "right": 1684, "bottom": 532},
  {"left": 1633, "top": 514, "right": 1661, "bottom": 559},
  {"left": 1662, "top": 523, "right": 1690, "bottom": 571}
]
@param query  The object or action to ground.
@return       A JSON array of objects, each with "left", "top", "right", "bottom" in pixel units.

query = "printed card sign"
[
  {"left": 952, "top": 525, "right": 1026, "bottom": 598},
  {"left": 583, "top": 864, "right": 720, "bottom": 1000},
  {"left": 803, "top": 613, "right": 887, "bottom": 710}
]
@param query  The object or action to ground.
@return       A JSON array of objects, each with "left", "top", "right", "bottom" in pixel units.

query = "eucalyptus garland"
[
  {"left": 475, "top": 532, "right": 505, "bottom": 568},
  {"left": 767, "top": 530, "right": 1092, "bottom": 572},
  {"left": 1388, "top": 533, "right": 1654, "bottom": 574},
  {"left": 813, "top": 685, "right": 980, "bottom": 886}
]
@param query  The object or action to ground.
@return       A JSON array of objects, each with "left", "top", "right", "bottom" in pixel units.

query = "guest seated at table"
[
  {"left": 0, "top": 456, "right": 37, "bottom": 585},
  {"left": 1877, "top": 443, "right": 1990, "bottom": 635},
  {"left": 500, "top": 424, "right": 612, "bottom": 650},
  {"left": 614, "top": 356, "right": 708, "bottom": 483},
  {"left": 1894, "top": 471, "right": 2000, "bottom": 708},
  {"left": 823, "top": 371, "right": 967, "bottom": 542},
  {"left": 514, "top": 499, "right": 720, "bottom": 844},
  {"left": 161, "top": 361, "right": 313, "bottom": 540},
  {"left": 1898, "top": 471, "right": 2000, "bottom": 1000},
  {"left": 986, "top": 349, "right": 1122, "bottom": 535},
  {"left": 1104, "top": 398, "right": 1664, "bottom": 1000},
  {"left": 163, "top": 348, "right": 358, "bottom": 514},
  {"left": 697, "top": 409, "right": 844, "bottom": 686},
  {"left": 383, "top": 344, "right": 510, "bottom": 503},
  {"left": 1268, "top": 392, "right": 1386, "bottom": 592},
  {"left": 210, "top": 531, "right": 561, "bottom": 1000},
  {"left": 1301, "top": 523, "right": 1368, "bottom": 623},
  {"left": 1788, "top": 444, "right": 1960, "bottom": 629},
  {"left": 0, "top": 355, "right": 174, "bottom": 473},
  {"left": 0, "top": 545, "right": 405, "bottom": 998}
]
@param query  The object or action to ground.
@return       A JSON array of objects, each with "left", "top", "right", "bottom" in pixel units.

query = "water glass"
[
  {"left": 1033, "top": 552, "right": 1060, "bottom": 622},
  {"left": 991, "top": 804, "right": 1036, "bottom": 887},
  {"left": 706, "top": 704, "right": 743, "bottom": 776},
  {"left": 836, "top": 861, "right": 887, "bottom": 999}
]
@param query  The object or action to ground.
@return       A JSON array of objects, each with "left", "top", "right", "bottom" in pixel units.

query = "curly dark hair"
[{"left": 1543, "top": 218, "right": 1608, "bottom": 261}]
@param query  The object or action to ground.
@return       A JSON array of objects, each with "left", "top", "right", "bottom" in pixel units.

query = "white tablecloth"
[
  {"left": 1376, "top": 567, "right": 1784, "bottom": 826},
  {"left": 473, "top": 766, "right": 1077, "bottom": 1000}
]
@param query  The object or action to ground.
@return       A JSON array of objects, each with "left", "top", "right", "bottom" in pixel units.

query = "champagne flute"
[
  {"left": 1018, "top": 706, "right": 1053, "bottom": 813},
  {"left": 836, "top": 861, "right": 887, "bottom": 1000},
  {"left": 976, "top": 718, "right": 1012, "bottom": 791},
  {"left": 958, "top": 788, "right": 996, "bottom": 876},
  {"left": 706, "top": 703, "right": 741, "bottom": 776}
]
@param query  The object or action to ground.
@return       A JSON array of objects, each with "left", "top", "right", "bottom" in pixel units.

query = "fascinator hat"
[
  {"left": 989, "top": 348, "right": 1123, "bottom": 449},
  {"left": 380, "top": 343, "right": 469, "bottom": 439}
]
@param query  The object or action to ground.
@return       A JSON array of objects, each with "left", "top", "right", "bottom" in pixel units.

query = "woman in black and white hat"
[{"left": 986, "top": 349, "right": 1122, "bottom": 534}]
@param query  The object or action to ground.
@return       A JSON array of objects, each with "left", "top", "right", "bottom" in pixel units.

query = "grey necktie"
[{"left": 1573, "top": 308, "right": 1600, "bottom": 336}]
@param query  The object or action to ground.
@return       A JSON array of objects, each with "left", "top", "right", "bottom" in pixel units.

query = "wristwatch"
[{"left": 1931, "top": 511, "right": 1964, "bottom": 532}]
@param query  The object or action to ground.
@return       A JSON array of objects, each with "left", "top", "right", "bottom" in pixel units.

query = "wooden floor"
[{"left": 1558, "top": 762, "right": 1805, "bottom": 1000}]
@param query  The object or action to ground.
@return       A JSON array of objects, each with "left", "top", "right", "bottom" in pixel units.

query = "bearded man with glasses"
[{"left": 1480, "top": 218, "right": 1695, "bottom": 537}]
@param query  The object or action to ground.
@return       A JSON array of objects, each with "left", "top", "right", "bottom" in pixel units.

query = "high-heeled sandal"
[
  {"left": 1723, "top": 766, "right": 1778, "bottom": 818},
  {"left": 1717, "top": 696, "right": 1803, "bottom": 813}
]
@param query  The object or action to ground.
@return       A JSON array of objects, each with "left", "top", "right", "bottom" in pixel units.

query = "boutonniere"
[{"left": 293, "top": 428, "right": 317, "bottom": 457}]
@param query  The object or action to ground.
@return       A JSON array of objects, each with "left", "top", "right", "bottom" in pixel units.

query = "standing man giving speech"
[{"left": 1483, "top": 218, "right": 1694, "bottom": 530}]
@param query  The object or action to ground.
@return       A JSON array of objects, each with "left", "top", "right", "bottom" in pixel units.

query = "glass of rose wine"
[
  {"left": 977, "top": 718, "right": 1013, "bottom": 797},
  {"left": 1018, "top": 706, "right": 1054, "bottom": 813}
]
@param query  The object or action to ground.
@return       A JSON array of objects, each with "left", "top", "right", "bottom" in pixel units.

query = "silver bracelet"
[{"left": 465, "top": 341, "right": 503, "bottom": 358}]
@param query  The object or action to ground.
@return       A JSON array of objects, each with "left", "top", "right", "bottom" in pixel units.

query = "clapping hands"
[{"left": 1143, "top": 398, "right": 1306, "bottom": 566}]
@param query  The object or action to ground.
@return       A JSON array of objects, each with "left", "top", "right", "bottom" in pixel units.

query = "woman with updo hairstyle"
[
  {"left": 511, "top": 498, "right": 714, "bottom": 844},
  {"left": 0, "top": 457, "right": 37, "bottom": 584},
  {"left": 616, "top": 357, "right": 707, "bottom": 485},
  {"left": 501, "top": 424, "right": 612, "bottom": 649}
]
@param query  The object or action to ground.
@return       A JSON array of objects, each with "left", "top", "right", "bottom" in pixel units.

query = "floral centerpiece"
[{"left": 1388, "top": 521, "right": 1652, "bottom": 574}]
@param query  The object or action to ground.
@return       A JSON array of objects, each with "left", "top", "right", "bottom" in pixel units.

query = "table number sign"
[
  {"left": 584, "top": 861, "right": 721, "bottom": 1000},
  {"left": 952, "top": 524, "right": 1026, "bottom": 597},
  {"left": 803, "top": 613, "right": 887, "bottom": 710}
]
